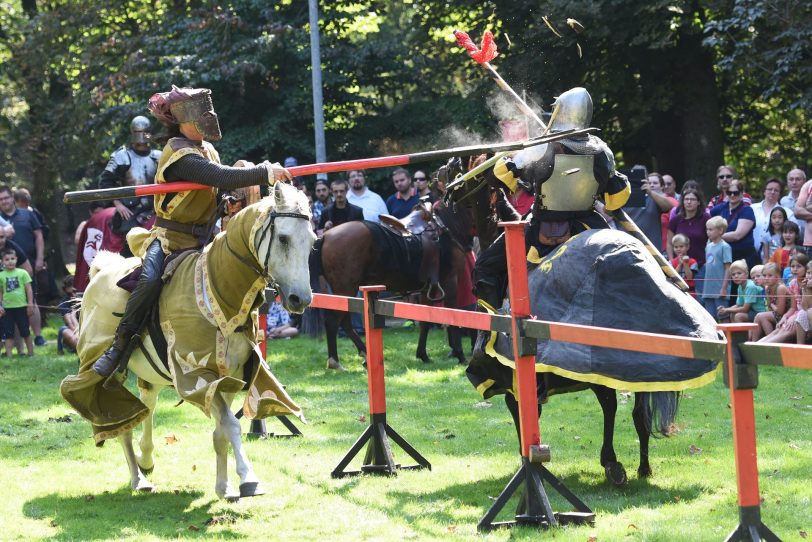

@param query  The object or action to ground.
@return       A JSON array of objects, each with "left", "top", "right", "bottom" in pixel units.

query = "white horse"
[{"left": 61, "top": 182, "right": 315, "bottom": 500}]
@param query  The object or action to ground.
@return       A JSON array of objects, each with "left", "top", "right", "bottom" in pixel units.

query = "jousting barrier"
[{"left": 273, "top": 222, "right": 807, "bottom": 538}]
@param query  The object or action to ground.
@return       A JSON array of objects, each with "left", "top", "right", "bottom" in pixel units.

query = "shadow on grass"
[{"left": 24, "top": 488, "right": 248, "bottom": 540}]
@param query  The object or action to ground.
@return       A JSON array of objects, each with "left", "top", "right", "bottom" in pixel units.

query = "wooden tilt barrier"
[{"left": 297, "top": 223, "right": 809, "bottom": 538}]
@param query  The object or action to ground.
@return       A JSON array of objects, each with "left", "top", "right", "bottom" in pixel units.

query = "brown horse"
[{"left": 312, "top": 198, "right": 476, "bottom": 368}]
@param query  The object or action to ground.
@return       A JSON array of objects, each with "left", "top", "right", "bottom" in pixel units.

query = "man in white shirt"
[
  {"left": 781, "top": 168, "right": 807, "bottom": 238},
  {"left": 346, "top": 169, "right": 388, "bottom": 223}
]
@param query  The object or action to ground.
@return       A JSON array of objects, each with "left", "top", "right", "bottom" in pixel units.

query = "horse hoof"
[
  {"left": 326, "top": 358, "right": 346, "bottom": 371},
  {"left": 638, "top": 465, "right": 652, "bottom": 478},
  {"left": 239, "top": 481, "right": 266, "bottom": 498},
  {"left": 605, "top": 462, "right": 628, "bottom": 486},
  {"left": 417, "top": 354, "right": 431, "bottom": 364},
  {"left": 134, "top": 480, "right": 155, "bottom": 493},
  {"left": 138, "top": 465, "right": 154, "bottom": 476}
]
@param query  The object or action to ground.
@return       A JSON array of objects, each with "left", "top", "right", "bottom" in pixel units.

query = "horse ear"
[{"left": 274, "top": 182, "right": 283, "bottom": 204}]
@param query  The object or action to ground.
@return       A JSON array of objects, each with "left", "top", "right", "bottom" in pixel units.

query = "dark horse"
[
  {"left": 311, "top": 197, "right": 484, "bottom": 369},
  {"left": 448, "top": 157, "right": 680, "bottom": 485}
]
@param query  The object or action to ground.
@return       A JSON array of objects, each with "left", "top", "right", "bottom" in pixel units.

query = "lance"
[
  {"left": 64, "top": 128, "right": 596, "bottom": 204},
  {"left": 453, "top": 29, "right": 689, "bottom": 292}
]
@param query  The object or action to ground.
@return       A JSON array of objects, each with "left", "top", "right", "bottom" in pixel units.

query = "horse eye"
[{"left": 278, "top": 235, "right": 289, "bottom": 245}]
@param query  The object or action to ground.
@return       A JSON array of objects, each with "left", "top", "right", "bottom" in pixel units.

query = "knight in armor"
[
  {"left": 99, "top": 116, "right": 163, "bottom": 249},
  {"left": 471, "top": 87, "right": 630, "bottom": 358},
  {"left": 93, "top": 86, "right": 291, "bottom": 379}
]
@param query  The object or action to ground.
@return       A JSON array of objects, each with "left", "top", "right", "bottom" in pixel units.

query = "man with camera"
[{"left": 623, "top": 171, "right": 676, "bottom": 253}]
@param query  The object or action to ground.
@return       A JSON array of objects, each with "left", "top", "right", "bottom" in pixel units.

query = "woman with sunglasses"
[
  {"left": 707, "top": 165, "right": 752, "bottom": 209},
  {"left": 710, "top": 178, "right": 760, "bottom": 270}
]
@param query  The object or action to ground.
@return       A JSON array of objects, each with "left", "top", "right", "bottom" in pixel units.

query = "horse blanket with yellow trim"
[
  {"left": 467, "top": 229, "right": 721, "bottom": 400},
  {"left": 61, "top": 201, "right": 304, "bottom": 445}
]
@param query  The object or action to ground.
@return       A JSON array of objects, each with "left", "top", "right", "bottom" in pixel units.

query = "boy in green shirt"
[
  {"left": 718, "top": 259, "right": 767, "bottom": 323},
  {"left": 0, "top": 248, "right": 34, "bottom": 356}
]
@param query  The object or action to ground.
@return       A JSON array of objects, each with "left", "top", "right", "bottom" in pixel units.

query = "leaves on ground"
[{"left": 689, "top": 444, "right": 702, "bottom": 455}]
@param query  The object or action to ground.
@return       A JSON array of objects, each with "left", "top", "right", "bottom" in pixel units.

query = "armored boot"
[{"left": 93, "top": 239, "right": 166, "bottom": 379}]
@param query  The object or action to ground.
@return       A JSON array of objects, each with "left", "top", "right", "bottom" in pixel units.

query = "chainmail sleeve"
[{"left": 164, "top": 154, "right": 270, "bottom": 189}]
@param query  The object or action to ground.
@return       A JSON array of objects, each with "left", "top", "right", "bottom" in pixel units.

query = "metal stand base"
[
  {"left": 235, "top": 409, "right": 303, "bottom": 439},
  {"left": 724, "top": 507, "right": 780, "bottom": 542},
  {"left": 478, "top": 458, "right": 594, "bottom": 532},
  {"left": 331, "top": 413, "right": 431, "bottom": 478}
]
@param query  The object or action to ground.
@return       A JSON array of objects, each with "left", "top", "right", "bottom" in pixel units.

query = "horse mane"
[
  {"left": 434, "top": 201, "right": 473, "bottom": 251},
  {"left": 88, "top": 250, "right": 126, "bottom": 280}
]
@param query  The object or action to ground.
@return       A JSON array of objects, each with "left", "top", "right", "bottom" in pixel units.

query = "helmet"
[
  {"left": 168, "top": 88, "right": 222, "bottom": 141},
  {"left": 130, "top": 116, "right": 152, "bottom": 145},
  {"left": 549, "top": 87, "right": 593, "bottom": 132}
]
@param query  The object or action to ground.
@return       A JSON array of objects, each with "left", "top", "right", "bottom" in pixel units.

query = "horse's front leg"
[
  {"left": 119, "top": 429, "right": 155, "bottom": 493},
  {"left": 415, "top": 321, "right": 431, "bottom": 363},
  {"left": 210, "top": 392, "right": 264, "bottom": 499},
  {"left": 136, "top": 382, "right": 162, "bottom": 475},
  {"left": 592, "top": 385, "right": 627, "bottom": 486}
]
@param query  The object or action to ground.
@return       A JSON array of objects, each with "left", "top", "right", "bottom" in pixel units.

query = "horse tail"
[
  {"left": 301, "top": 237, "right": 325, "bottom": 337},
  {"left": 88, "top": 250, "right": 126, "bottom": 280},
  {"left": 637, "top": 391, "right": 680, "bottom": 437}
]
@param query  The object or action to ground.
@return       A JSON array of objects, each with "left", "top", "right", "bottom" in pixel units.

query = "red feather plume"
[{"left": 453, "top": 30, "right": 498, "bottom": 64}]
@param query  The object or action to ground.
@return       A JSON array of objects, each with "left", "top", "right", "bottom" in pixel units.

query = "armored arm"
[{"left": 164, "top": 154, "right": 274, "bottom": 189}]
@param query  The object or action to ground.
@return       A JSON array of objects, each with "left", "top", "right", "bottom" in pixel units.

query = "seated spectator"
[
  {"left": 757, "top": 255, "right": 809, "bottom": 342},
  {"left": 795, "top": 259, "right": 812, "bottom": 344},
  {"left": 57, "top": 276, "right": 80, "bottom": 355},
  {"left": 717, "top": 260, "right": 766, "bottom": 323},
  {"left": 267, "top": 299, "right": 298, "bottom": 340}
]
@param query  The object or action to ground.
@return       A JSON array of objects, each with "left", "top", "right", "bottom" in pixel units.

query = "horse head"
[{"left": 225, "top": 182, "right": 316, "bottom": 314}]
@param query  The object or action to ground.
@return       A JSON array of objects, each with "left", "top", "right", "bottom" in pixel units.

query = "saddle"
[{"left": 379, "top": 201, "right": 445, "bottom": 301}]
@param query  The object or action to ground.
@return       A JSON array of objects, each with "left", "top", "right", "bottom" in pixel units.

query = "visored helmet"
[
  {"left": 549, "top": 87, "right": 593, "bottom": 132},
  {"left": 130, "top": 116, "right": 152, "bottom": 145}
]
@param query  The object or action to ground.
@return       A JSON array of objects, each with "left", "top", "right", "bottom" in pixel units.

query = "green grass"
[{"left": 0, "top": 321, "right": 810, "bottom": 541}]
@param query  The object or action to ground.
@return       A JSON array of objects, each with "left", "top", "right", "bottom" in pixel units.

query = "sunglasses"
[
  {"left": 726, "top": 190, "right": 741, "bottom": 196},
  {"left": 718, "top": 174, "right": 733, "bottom": 179},
  {"left": 414, "top": 177, "right": 427, "bottom": 181}
]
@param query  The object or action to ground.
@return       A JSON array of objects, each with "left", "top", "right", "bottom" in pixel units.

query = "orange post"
[
  {"left": 719, "top": 323, "right": 778, "bottom": 541},
  {"left": 361, "top": 286, "right": 388, "bottom": 415},
  {"left": 502, "top": 222, "right": 540, "bottom": 457}
]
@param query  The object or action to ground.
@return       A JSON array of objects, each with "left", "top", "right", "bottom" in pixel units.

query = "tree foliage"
[{"left": 0, "top": 0, "right": 809, "bottom": 268}]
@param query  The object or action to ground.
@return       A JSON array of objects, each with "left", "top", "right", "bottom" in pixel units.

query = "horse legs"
[
  {"left": 210, "top": 392, "right": 263, "bottom": 500},
  {"left": 633, "top": 392, "right": 652, "bottom": 478},
  {"left": 134, "top": 382, "right": 162, "bottom": 475},
  {"left": 416, "top": 321, "right": 432, "bottom": 364},
  {"left": 325, "top": 310, "right": 342, "bottom": 369},
  {"left": 339, "top": 313, "right": 366, "bottom": 356},
  {"left": 119, "top": 430, "right": 155, "bottom": 493},
  {"left": 592, "top": 385, "right": 628, "bottom": 486},
  {"left": 445, "top": 326, "right": 466, "bottom": 365}
]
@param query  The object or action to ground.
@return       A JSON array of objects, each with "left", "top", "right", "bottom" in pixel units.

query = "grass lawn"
[{"left": 0, "top": 320, "right": 810, "bottom": 541}]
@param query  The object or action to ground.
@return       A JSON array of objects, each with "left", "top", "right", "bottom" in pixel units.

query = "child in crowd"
[
  {"left": 700, "top": 216, "right": 732, "bottom": 319},
  {"left": 768, "top": 221, "right": 800, "bottom": 273},
  {"left": 761, "top": 207, "right": 787, "bottom": 263},
  {"left": 670, "top": 234, "right": 698, "bottom": 296},
  {"left": 750, "top": 264, "right": 765, "bottom": 289},
  {"left": 0, "top": 248, "right": 34, "bottom": 357},
  {"left": 795, "top": 260, "right": 812, "bottom": 345},
  {"left": 753, "top": 262, "right": 790, "bottom": 340},
  {"left": 56, "top": 275, "right": 80, "bottom": 355},
  {"left": 267, "top": 299, "right": 298, "bottom": 340},
  {"left": 717, "top": 260, "right": 766, "bottom": 324},
  {"left": 759, "top": 253, "right": 810, "bottom": 343}
]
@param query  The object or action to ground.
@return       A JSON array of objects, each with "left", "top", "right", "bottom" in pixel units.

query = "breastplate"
[
  {"left": 125, "top": 151, "right": 158, "bottom": 186},
  {"left": 537, "top": 154, "right": 599, "bottom": 212}
]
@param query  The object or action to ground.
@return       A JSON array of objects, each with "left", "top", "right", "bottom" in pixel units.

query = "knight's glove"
[
  {"left": 492, "top": 156, "right": 521, "bottom": 194},
  {"left": 260, "top": 161, "right": 293, "bottom": 185}
]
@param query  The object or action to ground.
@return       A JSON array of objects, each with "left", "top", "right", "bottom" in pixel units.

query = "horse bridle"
[{"left": 252, "top": 210, "right": 311, "bottom": 289}]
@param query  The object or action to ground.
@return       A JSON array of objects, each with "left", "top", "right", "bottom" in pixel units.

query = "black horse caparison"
[
  {"left": 312, "top": 199, "right": 476, "bottom": 367},
  {"left": 451, "top": 157, "right": 679, "bottom": 484}
]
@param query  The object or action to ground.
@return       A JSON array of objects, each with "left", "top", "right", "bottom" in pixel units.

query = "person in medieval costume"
[
  {"left": 470, "top": 87, "right": 630, "bottom": 359},
  {"left": 92, "top": 86, "right": 291, "bottom": 379},
  {"left": 99, "top": 116, "right": 162, "bottom": 252}
]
